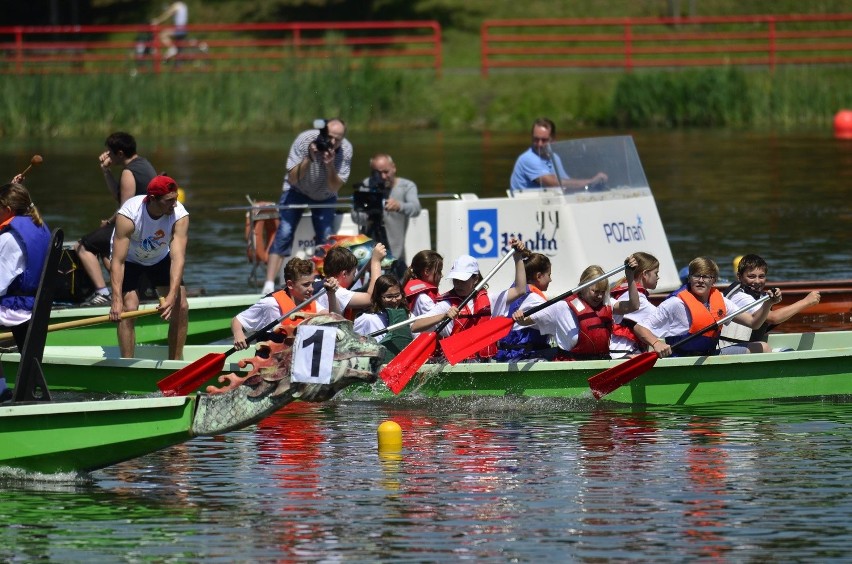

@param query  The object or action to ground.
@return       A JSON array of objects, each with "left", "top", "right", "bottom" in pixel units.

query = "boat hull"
[
  {"left": 1, "top": 345, "right": 257, "bottom": 395},
  {"left": 0, "top": 396, "right": 195, "bottom": 474},
  {"left": 347, "top": 331, "right": 852, "bottom": 405},
  {"left": 7, "top": 332, "right": 852, "bottom": 405},
  {"left": 45, "top": 293, "right": 260, "bottom": 346}
]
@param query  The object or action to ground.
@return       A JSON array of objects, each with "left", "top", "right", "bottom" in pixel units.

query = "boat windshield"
[{"left": 549, "top": 135, "right": 649, "bottom": 193}]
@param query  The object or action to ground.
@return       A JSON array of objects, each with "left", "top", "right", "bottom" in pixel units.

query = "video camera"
[
  {"left": 313, "top": 119, "right": 334, "bottom": 153},
  {"left": 353, "top": 170, "right": 390, "bottom": 216}
]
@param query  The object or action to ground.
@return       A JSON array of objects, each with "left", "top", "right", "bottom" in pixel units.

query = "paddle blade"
[
  {"left": 157, "top": 352, "right": 226, "bottom": 396},
  {"left": 379, "top": 332, "right": 438, "bottom": 394},
  {"left": 440, "top": 316, "right": 514, "bottom": 365},
  {"left": 587, "top": 352, "right": 659, "bottom": 400}
]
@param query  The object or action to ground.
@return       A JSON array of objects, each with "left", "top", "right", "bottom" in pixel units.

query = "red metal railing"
[
  {"left": 0, "top": 21, "right": 442, "bottom": 75},
  {"left": 481, "top": 14, "right": 852, "bottom": 76}
]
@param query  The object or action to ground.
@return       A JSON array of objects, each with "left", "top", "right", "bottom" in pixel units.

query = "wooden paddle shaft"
[
  {"left": 0, "top": 307, "right": 160, "bottom": 342},
  {"left": 524, "top": 263, "right": 627, "bottom": 318}
]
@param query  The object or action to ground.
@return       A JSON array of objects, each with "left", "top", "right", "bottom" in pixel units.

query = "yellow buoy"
[
  {"left": 732, "top": 255, "right": 744, "bottom": 276},
  {"left": 377, "top": 420, "right": 402, "bottom": 451},
  {"left": 177, "top": 187, "right": 186, "bottom": 203}
]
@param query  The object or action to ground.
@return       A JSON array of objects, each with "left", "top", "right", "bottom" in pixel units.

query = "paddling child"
[
  {"left": 412, "top": 239, "right": 528, "bottom": 361},
  {"left": 317, "top": 242, "right": 386, "bottom": 316},
  {"left": 719, "top": 253, "right": 820, "bottom": 347},
  {"left": 401, "top": 250, "right": 443, "bottom": 317},
  {"left": 512, "top": 256, "right": 640, "bottom": 360},
  {"left": 231, "top": 257, "right": 329, "bottom": 350},
  {"left": 634, "top": 257, "right": 783, "bottom": 358},
  {"left": 353, "top": 274, "right": 413, "bottom": 354},
  {"left": 0, "top": 183, "right": 50, "bottom": 402},
  {"left": 495, "top": 252, "right": 553, "bottom": 362},
  {"left": 610, "top": 252, "right": 661, "bottom": 358}
]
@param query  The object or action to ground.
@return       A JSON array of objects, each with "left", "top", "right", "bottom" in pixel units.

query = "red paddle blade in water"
[
  {"left": 379, "top": 331, "right": 438, "bottom": 394},
  {"left": 157, "top": 352, "right": 226, "bottom": 396},
  {"left": 440, "top": 316, "right": 514, "bottom": 365},
  {"left": 587, "top": 351, "right": 659, "bottom": 399}
]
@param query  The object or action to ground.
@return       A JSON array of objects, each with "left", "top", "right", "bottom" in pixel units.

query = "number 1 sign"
[{"left": 291, "top": 325, "right": 337, "bottom": 385}]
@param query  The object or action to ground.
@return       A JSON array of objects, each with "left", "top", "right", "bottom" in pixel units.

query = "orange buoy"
[
  {"left": 245, "top": 203, "right": 279, "bottom": 264},
  {"left": 834, "top": 110, "right": 852, "bottom": 139}
]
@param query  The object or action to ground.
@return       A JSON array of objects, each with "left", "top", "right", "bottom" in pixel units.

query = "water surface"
[{"left": 2, "top": 128, "right": 849, "bottom": 292}]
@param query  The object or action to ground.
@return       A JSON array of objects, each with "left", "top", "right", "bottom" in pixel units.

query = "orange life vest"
[
  {"left": 271, "top": 289, "right": 317, "bottom": 329},
  {"left": 666, "top": 288, "right": 727, "bottom": 356},
  {"left": 440, "top": 288, "right": 496, "bottom": 359}
]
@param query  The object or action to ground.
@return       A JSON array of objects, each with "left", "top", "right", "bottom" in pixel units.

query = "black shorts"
[
  {"left": 122, "top": 255, "right": 183, "bottom": 295},
  {"left": 78, "top": 223, "right": 114, "bottom": 257}
]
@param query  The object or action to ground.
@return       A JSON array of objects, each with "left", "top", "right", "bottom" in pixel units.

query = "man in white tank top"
[{"left": 110, "top": 175, "right": 189, "bottom": 360}]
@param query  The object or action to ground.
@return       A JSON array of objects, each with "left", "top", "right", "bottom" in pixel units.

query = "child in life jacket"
[
  {"left": 412, "top": 239, "right": 528, "bottom": 361},
  {"left": 610, "top": 252, "right": 660, "bottom": 358},
  {"left": 634, "top": 256, "right": 782, "bottom": 358},
  {"left": 231, "top": 257, "right": 328, "bottom": 349},
  {"left": 401, "top": 250, "right": 443, "bottom": 318},
  {"left": 353, "top": 274, "right": 413, "bottom": 354},
  {"left": 719, "top": 253, "right": 820, "bottom": 348},
  {"left": 495, "top": 252, "right": 554, "bottom": 362},
  {"left": 512, "top": 255, "right": 640, "bottom": 360},
  {"left": 316, "top": 242, "right": 387, "bottom": 317}
]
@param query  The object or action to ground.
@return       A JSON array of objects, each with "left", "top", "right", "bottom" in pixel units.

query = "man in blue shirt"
[{"left": 510, "top": 118, "right": 608, "bottom": 192}]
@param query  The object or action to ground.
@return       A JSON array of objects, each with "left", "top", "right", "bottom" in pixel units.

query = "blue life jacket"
[
  {"left": 0, "top": 216, "right": 50, "bottom": 312},
  {"left": 496, "top": 286, "right": 551, "bottom": 362}
]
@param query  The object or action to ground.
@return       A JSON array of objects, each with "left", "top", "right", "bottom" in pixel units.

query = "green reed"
[{"left": 2, "top": 65, "right": 852, "bottom": 138}]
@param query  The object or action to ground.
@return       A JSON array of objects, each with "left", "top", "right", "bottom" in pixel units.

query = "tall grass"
[{"left": 2, "top": 65, "right": 852, "bottom": 138}]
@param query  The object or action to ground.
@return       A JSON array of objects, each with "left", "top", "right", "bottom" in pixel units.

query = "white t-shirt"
[
  {"left": 0, "top": 231, "right": 30, "bottom": 326},
  {"left": 527, "top": 299, "right": 579, "bottom": 351},
  {"left": 114, "top": 195, "right": 189, "bottom": 266},
  {"left": 354, "top": 311, "right": 389, "bottom": 336},
  {"left": 235, "top": 296, "right": 282, "bottom": 333},
  {"left": 640, "top": 293, "right": 740, "bottom": 338},
  {"left": 316, "top": 286, "right": 355, "bottom": 315},
  {"left": 610, "top": 292, "right": 657, "bottom": 358},
  {"left": 410, "top": 292, "right": 437, "bottom": 318}
]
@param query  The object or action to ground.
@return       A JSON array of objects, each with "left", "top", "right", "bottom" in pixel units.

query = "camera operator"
[
  {"left": 263, "top": 118, "right": 353, "bottom": 295},
  {"left": 352, "top": 153, "right": 420, "bottom": 277}
]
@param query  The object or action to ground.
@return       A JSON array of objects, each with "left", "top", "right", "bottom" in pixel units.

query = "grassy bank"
[{"left": 3, "top": 65, "right": 852, "bottom": 138}]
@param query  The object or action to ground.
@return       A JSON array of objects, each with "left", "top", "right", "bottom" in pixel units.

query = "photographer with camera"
[
  {"left": 352, "top": 153, "right": 421, "bottom": 278},
  {"left": 263, "top": 118, "right": 353, "bottom": 295}
]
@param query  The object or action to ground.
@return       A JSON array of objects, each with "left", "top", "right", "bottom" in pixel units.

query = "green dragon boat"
[
  {"left": 43, "top": 293, "right": 260, "bottom": 347},
  {"left": 1, "top": 230, "right": 383, "bottom": 476},
  {"left": 5, "top": 331, "right": 852, "bottom": 405},
  {"left": 1, "top": 314, "right": 383, "bottom": 476}
]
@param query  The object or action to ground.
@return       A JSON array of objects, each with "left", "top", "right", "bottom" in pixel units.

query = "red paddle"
[
  {"left": 440, "top": 264, "right": 627, "bottom": 365},
  {"left": 379, "top": 249, "right": 517, "bottom": 394},
  {"left": 158, "top": 261, "right": 373, "bottom": 396},
  {"left": 588, "top": 294, "right": 772, "bottom": 399}
]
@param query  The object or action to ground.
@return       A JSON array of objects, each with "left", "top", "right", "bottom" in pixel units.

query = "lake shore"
[{"left": 1, "top": 65, "right": 849, "bottom": 138}]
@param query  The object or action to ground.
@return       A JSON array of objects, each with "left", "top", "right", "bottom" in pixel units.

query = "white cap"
[{"left": 445, "top": 255, "right": 479, "bottom": 281}]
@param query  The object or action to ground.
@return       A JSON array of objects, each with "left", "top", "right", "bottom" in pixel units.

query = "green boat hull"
[
  {"left": 2, "top": 345, "right": 257, "bottom": 395},
  {"left": 349, "top": 331, "right": 852, "bottom": 405},
  {"left": 4, "top": 331, "right": 852, "bottom": 405},
  {"left": 45, "top": 293, "right": 260, "bottom": 346},
  {"left": 0, "top": 396, "right": 195, "bottom": 475}
]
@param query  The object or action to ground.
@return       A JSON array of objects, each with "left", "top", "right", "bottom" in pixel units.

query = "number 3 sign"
[{"left": 291, "top": 325, "right": 337, "bottom": 385}]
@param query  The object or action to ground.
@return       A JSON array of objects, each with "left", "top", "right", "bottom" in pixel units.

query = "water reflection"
[{"left": 4, "top": 397, "right": 852, "bottom": 560}]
